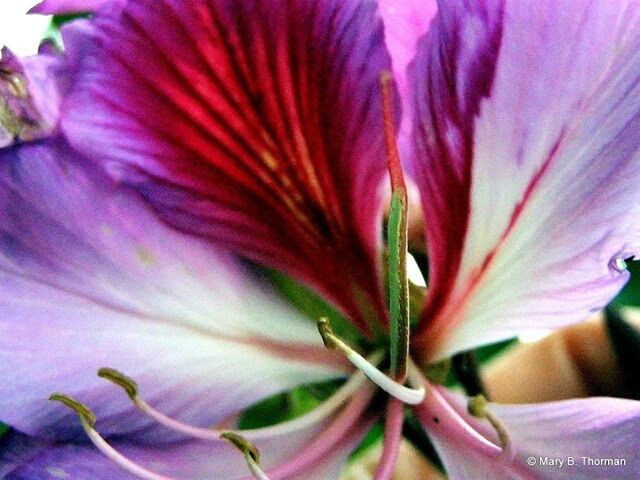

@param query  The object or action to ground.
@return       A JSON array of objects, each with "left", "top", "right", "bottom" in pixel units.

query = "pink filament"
[
  {"left": 258, "top": 384, "right": 376, "bottom": 479},
  {"left": 413, "top": 380, "right": 536, "bottom": 479},
  {"left": 372, "top": 398, "right": 404, "bottom": 480},
  {"left": 413, "top": 383, "right": 502, "bottom": 458}
]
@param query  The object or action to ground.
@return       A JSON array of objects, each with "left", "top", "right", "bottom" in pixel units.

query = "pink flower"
[{"left": 1, "top": 0, "right": 639, "bottom": 478}]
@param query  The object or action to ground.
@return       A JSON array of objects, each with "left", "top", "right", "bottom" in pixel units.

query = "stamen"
[
  {"left": 468, "top": 395, "right": 515, "bottom": 463},
  {"left": 98, "top": 368, "right": 138, "bottom": 399},
  {"left": 372, "top": 398, "right": 404, "bottom": 480},
  {"left": 221, "top": 431, "right": 270, "bottom": 480},
  {"left": 49, "top": 393, "right": 96, "bottom": 428},
  {"left": 317, "top": 318, "right": 425, "bottom": 404},
  {"left": 97, "top": 358, "right": 380, "bottom": 442},
  {"left": 49, "top": 394, "right": 177, "bottom": 480},
  {"left": 380, "top": 71, "right": 410, "bottom": 382}
]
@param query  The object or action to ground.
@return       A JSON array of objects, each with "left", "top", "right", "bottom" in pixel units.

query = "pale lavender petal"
[
  {"left": 0, "top": 140, "right": 347, "bottom": 442},
  {"left": 428, "top": 439, "right": 508, "bottom": 480},
  {"left": 297, "top": 423, "right": 370, "bottom": 480},
  {"left": 0, "top": 418, "right": 350, "bottom": 480},
  {"left": 1, "top": 389, "right": 371, "bottom": 479},
  {"left": 412, "top": 0, "right": 640, "bottom": 360},
  {"left": 494, "top": 397, "right": 640, "bottom": 479},
  {"left": 428, "top": 391, "right": 640, "bottom": 479}
]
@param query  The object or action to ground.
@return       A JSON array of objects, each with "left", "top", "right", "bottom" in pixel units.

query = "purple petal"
[
  {"left": 379, "top": 0, "right": 436, "bottom": 97},
  {"left": 29, "top": 0, "right": 125, "bottom": 14},
  {"left": 411, "top": 0, "right": 640, "bottom": 359},
  {"left": 0, "top": 417, "right": 356, "bottom": 480},
  {"left": 60, "top": 0, "right": 395, "bottom": 332},
  {"left": 0, "top": 140, "right": 347, "bottom": 442},
  {"left": 378, "top": 0, "right": 436, "bottom": 158},
  {"left": 1, "top": 389, "right": 372, "bottom": 479}
]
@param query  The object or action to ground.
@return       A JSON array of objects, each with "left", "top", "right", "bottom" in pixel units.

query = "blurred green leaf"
[
  {"left": 403, "top": 412, "right": 443, "bottom": 471},
  {"left": 0, "top": 423, "right": 8, "bottom": 439},
  {"left": 44, "top": 13, "right": 92, "bottom": 48},
  {"left": 236, "top": 380, "right": 343, "bottom": 430},
  {"left": 605, "top": 307, "right": 640, "bottom": 399},
  {"left": 265, "top": 268, "right": 363, "bottom": 346},
  {"left": 613, "top": 260, "right": 640, "bottom": 307},
  {"left": 442, "top": 338, "right": 516, "bottom": 390},
  {"left": 451, "top": 351, "right": 486, "bottom": 397},
  {"left": 475, "top": 338, "right": 517, "bottom": 363},
  {"left": 350, "top": 422, "right": 384, "bottom": 460},
  {"left": 51, "top": 13, "right": 91, "bottom": 29}
]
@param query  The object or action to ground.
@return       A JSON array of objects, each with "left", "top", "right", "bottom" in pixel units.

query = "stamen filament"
[
  {"left": 265, "top": 384, "right": 376, "bottom": 478},
  {"left": 468, "top": 395, "right": 515, "bottom": 462},
  {"left": 97, "top": 356, "right": 382, "bottom": 442},
  {"left": 49, "top": 394, "right": 177, "bottom": 480},
  {"left": 372, "top": 398, "right": 404, "bottom": 480},
  {"left": 412, "top": 384, "right": 502, "bottom": 459},
  {"left": 83, "top": 424, "right": 176, "bottom": 480},
  {"left": 221, "top": 431, "right": 270, "bottom": 480},
  {"left": 318, "top": 318, "right": 425, "bottom": 404}
]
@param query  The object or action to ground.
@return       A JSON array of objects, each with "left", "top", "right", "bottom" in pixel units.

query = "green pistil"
[
  {"left": 388, "top": 190, "right": 410, "bottom": 381},
  {"left": 380, "top": 71, "right": 410, "bottom": 383}
]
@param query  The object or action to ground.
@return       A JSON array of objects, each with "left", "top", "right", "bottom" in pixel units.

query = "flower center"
[{"left": 45, "top": 70, "right": 516, "bottom": 479}]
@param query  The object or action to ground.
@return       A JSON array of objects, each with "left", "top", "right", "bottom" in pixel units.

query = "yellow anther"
[
  {"left": 49, "top": 393, "right": 96, "bottom": 428},
  {"left": 317, "top": 317, "right": 339, "bottom": 350},
  {"left": 98, "top": 368, "right": 139, "bottom": 400},
  {"left": 221, "top": 431, "right": 261, "bottom": 464},
  {"left": 467, "top": 394, "right": 488, "bottom": 418},
  {"left": 221, "top": 431, "right": 270, "bottom": 480}
]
